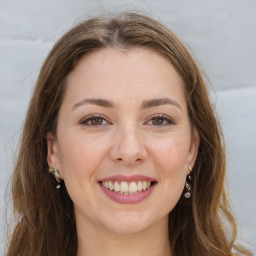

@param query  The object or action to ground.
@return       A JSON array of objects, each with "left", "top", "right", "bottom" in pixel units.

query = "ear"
[
  {"left": 187, "top": 127, "right": 200, "bottom": 174},
  {"left": 46, "top": 132, "right": 63, "bottom": 176}
]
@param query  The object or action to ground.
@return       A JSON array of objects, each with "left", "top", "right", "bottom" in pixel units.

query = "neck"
[{"left": 76, "top": 217, "right": 172, "bottom": 256}]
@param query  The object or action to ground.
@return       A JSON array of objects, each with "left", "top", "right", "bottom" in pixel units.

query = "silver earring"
[
  {"left": 184, "top": 165, "right": 192, "bottom": 199},
  {"left": 49, "top": 167, "right": 61, "bottom": 189}
]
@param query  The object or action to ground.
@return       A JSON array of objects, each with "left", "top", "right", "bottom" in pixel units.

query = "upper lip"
[{"left": 99, "top": 175, "right": 156, "bottom": 183}]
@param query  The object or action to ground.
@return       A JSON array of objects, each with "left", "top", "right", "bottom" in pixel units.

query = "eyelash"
[
  {"left": 145, "top": 114, "right": 175, "bottom": 126},
  {"left": 79, "top": 114, "right": 175, "bottom": 127},
  {"left": 80, "top": 114, "right": 110, "bottom": 126}
]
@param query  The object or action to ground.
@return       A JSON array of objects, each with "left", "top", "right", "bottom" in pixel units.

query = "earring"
[
  {"left": 184, "top": 165, "right": 192, "bottom": 199},
  {"left": 49, "top": 167, "right": 61, "bottom": 189}
]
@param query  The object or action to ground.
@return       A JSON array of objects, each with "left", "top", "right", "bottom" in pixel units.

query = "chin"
[{"left": 99, "top": 211, "right": 158, "bottom": 234}]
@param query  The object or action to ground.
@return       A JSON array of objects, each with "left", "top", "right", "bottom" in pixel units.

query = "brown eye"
[
  {"left": 152, "top": 117, "right": 164, "bottom": 125},
  {"left": 91, "top": 118, "right": 103, "bottom": 125},
  {"left": 80, "top": 115, "right": 110, "bottom": 126},
  {"left": 146, "top": 114, "right": 174, "bottom": 126}
]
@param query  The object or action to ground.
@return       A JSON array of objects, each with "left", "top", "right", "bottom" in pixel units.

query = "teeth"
[
  {"left": 103, "top": 181, "right": 109, "bottom": 188},
  {"left": 102, "top": 180, "right": 153, "bottom": 193},
  {"left": 114, "top": 181, "right": 120, "bottom": 192},
  {"left": 120, "top": 181, "right": 129, "bottom": 193},
  {"left": 109, "top": 181, "right": 114, "bottom": 190},
  {"left": 129, "top": 182, "right": 137, "bottom": 193},
  {"left": 142, "top": 181, "right": 147, "bottom": 190},
  {"left": 137, "top": 181, "right": 143, "bottom": 191}
]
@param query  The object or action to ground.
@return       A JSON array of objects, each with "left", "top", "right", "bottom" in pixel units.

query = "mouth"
[
  {"left": 99, "top": 180, "right": 157, "bottom": 194},
  {"left": 98, "top": 175, "right": 157, "bottom": 204}
]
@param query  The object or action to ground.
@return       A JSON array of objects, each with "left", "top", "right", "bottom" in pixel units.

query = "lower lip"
[{"left": 99, "top": 183, "right": 156, "bottom": 204}]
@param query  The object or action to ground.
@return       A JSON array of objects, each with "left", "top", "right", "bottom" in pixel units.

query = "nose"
[{"left": 109, "top": 125, "right": 147, "bottom": 166}]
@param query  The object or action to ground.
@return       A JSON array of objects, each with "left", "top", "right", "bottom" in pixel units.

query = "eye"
[
  {"left": 80, "top": 114, "right": 111, "bottom": 126},
  {"left": 145, "top": 114, "right": 174, "bottom": 126}
]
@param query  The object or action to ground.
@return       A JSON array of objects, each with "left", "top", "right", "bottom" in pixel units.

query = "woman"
[{"left": 5, "top": 11, "right": 251, "bottom": 256}]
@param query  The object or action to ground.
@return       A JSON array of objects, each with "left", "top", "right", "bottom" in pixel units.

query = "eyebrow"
[
  {"left": 72, "top": 98, "right": 115, "bottom": 111},
  {"left": 72, "top": 97, "right": 182, "bottom": 111},
  {"left": 141, "top": 98, "right": 182, "bottom": 110}
]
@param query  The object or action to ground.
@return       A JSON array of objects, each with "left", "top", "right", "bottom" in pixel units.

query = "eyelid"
[
  {"left": 79, "top": 114, "right": 111, "bottom": 126},
  {"left": 79, "top": 113, "right": 175, "bottom": 126},
  {"left": 144, "top": 114, "right": 175, "bottom": 125}
]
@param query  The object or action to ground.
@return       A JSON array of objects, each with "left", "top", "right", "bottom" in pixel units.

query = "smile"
[
  {"left": 98, "top": 175, "right": 157, "bottom": 204},
  {"left": 101, "top": 180, "right": 153, "bottom": 194}
]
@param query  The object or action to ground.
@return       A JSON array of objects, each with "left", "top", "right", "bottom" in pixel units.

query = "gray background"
[{"left": 0, "top": 0, "right": 255, "bottom": 254}]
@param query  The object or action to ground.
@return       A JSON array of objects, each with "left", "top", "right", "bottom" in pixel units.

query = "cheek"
[
  {"left": 56, "top": 133, "right": 109, "bottom": 212},
  {"left": 148, "top": 135, "right": 189, "bottom": 207},
  {"left": 158, "top": 139, "right": 187, "bottom": 189},
  {"left": 150, "top": 133, "right": 190, "bottom": 173},
  {"left": 57, "top": 131, "right": 107, "bottom": 183}
]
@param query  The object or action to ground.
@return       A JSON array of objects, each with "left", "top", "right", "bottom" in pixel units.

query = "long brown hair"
[{"left": 5, "top": 11, "right": 251, "bottom": 256}]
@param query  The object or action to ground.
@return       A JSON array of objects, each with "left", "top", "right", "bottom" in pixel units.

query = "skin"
[{"left": 47, "top": 47, "right": 199, "bottom": 256}]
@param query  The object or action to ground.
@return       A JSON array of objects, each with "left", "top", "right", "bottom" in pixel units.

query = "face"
[{"left": 47, "top": 47, "right": 199, "bottom": 235}]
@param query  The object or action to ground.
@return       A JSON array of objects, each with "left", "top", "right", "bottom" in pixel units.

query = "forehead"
[{"left": 64, "top": 47, "right": 186, "bottom": 106}]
